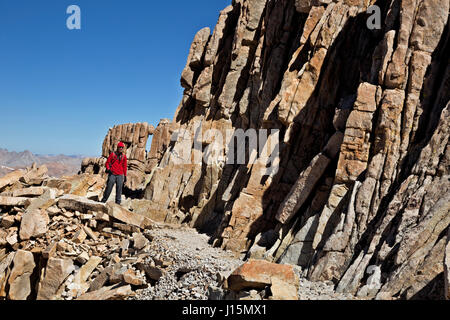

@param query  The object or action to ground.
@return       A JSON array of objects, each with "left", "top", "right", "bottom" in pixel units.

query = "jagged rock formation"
[{"left": 138, "top": 0, "right": 450, "bottom": 299}]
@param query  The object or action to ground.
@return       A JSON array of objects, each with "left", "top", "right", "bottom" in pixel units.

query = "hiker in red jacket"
[{"left": 101, "top": 141, "right": 128, "bottom": 205}]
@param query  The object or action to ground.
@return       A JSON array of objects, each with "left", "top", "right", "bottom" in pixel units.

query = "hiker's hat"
[{"left": 118, "top": 142, "right": 125, "bottom": 148}]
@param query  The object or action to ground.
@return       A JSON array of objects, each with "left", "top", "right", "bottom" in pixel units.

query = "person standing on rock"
[{"left": 101, "top": 141, "right": 127, "bottom": 205}]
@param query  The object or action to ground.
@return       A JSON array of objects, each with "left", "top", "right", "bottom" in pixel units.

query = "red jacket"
[{"left": 105, "top": 152, "right": 127, "bottom": 176}]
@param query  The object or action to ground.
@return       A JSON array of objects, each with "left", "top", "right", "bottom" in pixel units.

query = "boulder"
[
  {"left": 45, "top": 174, "right": 105, "bottom": 197},
  {"left": 7, "top": 250, "right": 36, "bottom": 300},
  {"left": 0, "top": 169, "right": 26, "bottom": 190},
  {"left": 269, "top": 277, "right": 299, "bottom": 300},
  {"left": 0, "top": 252, "right": 15, "bottom": 298},
  {"left": 25, "top": 188, "right": 58, "bottom": 211},
  {"left": 42, "top": 242, "right": 58, "bottom": 259},
  {"left": 106, "top": 203, "right": 154, "bottom": 229},
  {"left": 58, "top": 194, "right": 108, "bottom": 213},
  {"left": 1, "top": 215, "right": 15, "bottom": 228},
  {"left": 136, "top": 263, "right": 164, "bottom": 281},
  {"left": 123, "top": 269, "right": 145, "bottom": 286},
  {"left": 129, "top": 199, "right": 168, "bottom": 223},
  {"left": 0, "top": 229, "right": 8, "bottom": 247},
  {"left": 19, "top": 209, "right": 50, "bottom": 240},
  {"left": 12, "top": 187, "right": 47, "bottom": 198},
  {"left": 0, "top": 196, "right": 29, "bottom": 207},
  {"left": 226, "top": 259, "right": 299, "bottom": 292},
  {"left": 37, "top": 258, "right": 75, "bottom": 300},
  {"left": 88, "top": 265, "right": 114, "bottom": 292},
  {"left": 132, "top": 232, "right": 149, "bottom": 250},
  {"left": 72, "top": 228, "right": 87, "bottom": 244},
  {"left": 76, "top": 284, "right": 133, "bottom": 300},
  {"left": 20, "top": 165, "right": 48, "bottom": 184},
  {"left": 70, "top": 256, "right": 103, "bottom": 297}
]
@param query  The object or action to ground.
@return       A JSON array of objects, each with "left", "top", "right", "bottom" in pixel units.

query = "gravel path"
[
  {"left": 130, "top": 224, "right": 243, "bottom": 300},
  {"left": 296, "top": 276, "right": 361, "bottom": 300},
  {"left": 129, "top": 223, "right": 360, "bottom": 300}
]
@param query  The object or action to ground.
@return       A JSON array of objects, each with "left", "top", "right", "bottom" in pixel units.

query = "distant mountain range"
[{"left": 0, "top": 148, "right": 90, "bottom": 177}]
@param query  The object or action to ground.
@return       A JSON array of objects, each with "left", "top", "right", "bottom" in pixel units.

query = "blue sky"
[{"left": 0, "top": 0, "right": 231, "bottom": 156}]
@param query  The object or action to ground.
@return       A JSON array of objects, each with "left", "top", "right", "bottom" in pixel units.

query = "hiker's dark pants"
[{"left": 101, "top": 174, "right": 124, "bottom": 204}]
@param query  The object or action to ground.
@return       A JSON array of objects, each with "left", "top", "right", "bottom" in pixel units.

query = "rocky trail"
[
  {"left": 129, "top": 224, "right": 243, "bottom": 300},
  {"left": 130, "top": 224, "right": 359, "bottom": 300},
  {"left": 0, "top": 159, "right": 446, "bottom": 300},
  {"left": 0, "top": 163, "right": 360, "bottom": 301}
]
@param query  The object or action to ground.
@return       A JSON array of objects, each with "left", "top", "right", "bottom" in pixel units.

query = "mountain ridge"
[{"left": 0, "top": 148, "right": 90, "bottom": 177}]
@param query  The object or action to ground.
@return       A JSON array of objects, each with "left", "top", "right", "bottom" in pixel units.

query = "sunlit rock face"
[{"left": 77, "top": 0, "right": 450, "bottom": 299}]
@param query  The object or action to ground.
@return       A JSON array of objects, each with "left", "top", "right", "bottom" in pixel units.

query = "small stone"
[
  {"left": 113, "top": 222, "right": 140, "bottom": 234},
  {"left": 61, "top": 211, "right": 74, "bottom": 218},
  {"left": 123, "top": 269, "right": 145, "bottom": 286},
  {"left": 6, "top": 232, "right": 18, "bottom": 246},
  {"left": 46, "top": 206, "right": 61, "bottom": 216},
  {"left": 76, "top": 251, "right": 90, "bottom": 264},
  {"left": 132, "top": 232, "right": 149, "bottom": 250},
  {"left": 94, "top": 212, "right": 110, "bottom": 222},
  {"left": 120, "top": 239, "right": 130, "bottom": 252},
  {"left": 72, "top": 228, "right": 87, "bottom": 244},
  {"left": 42, "top": 242, "right": 57, "bottom": 259},
  {"left": 88, "top": 264, "right": 113, "bottom": 292},
  {"left": 80, "top": 214, "right": 93, "bottom": 220},
  {"left": 1, "top": 215, "right": 15, "bottom": 228},
  {"left": 136, "top": 263, "right": 164, "bottom": 281},
  {"left": 56, "top": 241, "right": 68, "bottom": 252},
  {"left": 74, "top": 256, "right": 102, "bottom": 283},
  {"left": 82, "top": 225, "right": 98, "bottom": 241},
  {"left": 14, "top": 212, "right": 23, "bottom": 223},
  {"left": 110, "top": 253, "right": 121, "bottom": 264},
  {"left": 109, "top": 263, "right": 128, "bottom": 284},
  {"left": 96, "top": 244, "right": 107, "bottom": 252},
  {"left": 65, "top": 225, "right": 77, "bottom": 232}
]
